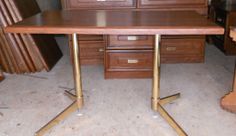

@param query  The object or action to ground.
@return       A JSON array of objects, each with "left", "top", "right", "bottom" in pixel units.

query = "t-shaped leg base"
[
  {"left": 152, "top": 35, "right": 187, "bottom": 136},
  {"left": 35, "top": 34, "right": 84, "bottom": 136}
]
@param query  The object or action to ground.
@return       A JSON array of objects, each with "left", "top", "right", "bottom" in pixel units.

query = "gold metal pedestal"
[
  {"left": 35, "top": 34, "right": 84, "bottom": 136},
  {"left": 35, "top": 34, "right": 187, "bottom": 136},
  {"left": 152, "top": 35, "right": 187, "bottom": 136}
]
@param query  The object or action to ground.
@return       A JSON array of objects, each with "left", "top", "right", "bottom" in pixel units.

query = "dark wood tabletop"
[{"left": 5, "top": 10, "right": 224, "bottom": 35}]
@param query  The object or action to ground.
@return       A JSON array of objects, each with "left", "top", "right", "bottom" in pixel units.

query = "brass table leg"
[
  {"left": 152, "top": 34, "right": 187, "bottom": 136},
  {"left": 35, "top": 33, "right": 84, "bottom": 136}
]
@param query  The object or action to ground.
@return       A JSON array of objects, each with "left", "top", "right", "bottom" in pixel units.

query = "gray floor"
[{"left": 0, "top": 37, "right": 236, "bottom": 136}]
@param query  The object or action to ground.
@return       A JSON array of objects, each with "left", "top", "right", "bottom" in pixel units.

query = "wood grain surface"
[{"left": 5, "top": 10, "right": 224, "bottom": 35}]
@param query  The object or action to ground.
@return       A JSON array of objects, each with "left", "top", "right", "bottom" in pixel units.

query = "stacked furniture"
[
  {"left": 209, "top": 0, "right": 236, "bottom": 55},
  {"left": 0, "top": 0, "right": 62, "bottom": 74},
  {"left": 61, "top": 0, "right": 208, "bottom": 78}
]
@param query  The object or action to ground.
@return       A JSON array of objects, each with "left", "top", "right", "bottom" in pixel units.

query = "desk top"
[{"left": 5, "top": 10, "right": 224, "bottom": 35}]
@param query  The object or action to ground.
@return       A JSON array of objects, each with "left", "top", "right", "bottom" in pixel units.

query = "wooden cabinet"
[
  {"left": 62, "top": 0, "right": 208, "bottom": 78},
  {"left": 61, "top": 0, "right": 136, "bottom": 9},
  {"left": 209, "top": 3, "right": 236, "bottom": 55}
]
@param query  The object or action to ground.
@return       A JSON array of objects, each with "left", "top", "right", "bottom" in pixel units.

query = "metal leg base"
[
  {"left": 35, "top": 33, "right": 85, "bottom": 136},
  {"left": 160, "top": 93, "right": 180, "bottom": 106},
  {"left": 153, "top": 93, "right": 187, "bottom": 136},
  {"left": 35, "top": 91, "right": 79, "bottom": 136}
]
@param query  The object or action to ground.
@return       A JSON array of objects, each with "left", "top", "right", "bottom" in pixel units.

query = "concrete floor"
[{"left": 0, "top": 37, "right": 236, "bottom": 136}]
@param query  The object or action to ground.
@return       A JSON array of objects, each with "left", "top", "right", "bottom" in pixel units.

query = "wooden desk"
[
  {"left": 221, "top": 27, "right": 236, "bottom": 113},
  {"left": 5, "top": 10, "right": 224, "bottom": 136}
]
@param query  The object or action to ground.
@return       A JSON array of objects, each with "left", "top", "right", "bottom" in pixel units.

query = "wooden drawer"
[
  {"left": 108, "top": 35, "right": 154, "bottom": 49},
  {"left": 62, "top": 0, "right": 135, "bottom": 9},
  {"left": 105, "top": 50, "right": 153, "bottom": 71},
  {"left": 161, "top": 55, "right": 204, "bottom": 63},
  {"left": 78, "top": 35, "right": 105, "bottom": 41},
  {"left": 79, "top": 41, "right": 104, "bottom": 64},
  {"left": 139, "top": 0, "right": 207, "bottom": 7},
  {"left": 80, "top": 41, "right": 104, "bottom": 58},
  {"left": 161, "top": 36, "right": 205, "bottom": 55},
  {"left": 138, "top": 0, "right": 208, "bottom": 15},
  {"left": 69, "top": 35, "right": 105, "bottom": 65}
]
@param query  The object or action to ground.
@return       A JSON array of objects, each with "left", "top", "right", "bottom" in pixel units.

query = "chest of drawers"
[{"left": 62, "top": 0, "right": 208, "bottom": 78}]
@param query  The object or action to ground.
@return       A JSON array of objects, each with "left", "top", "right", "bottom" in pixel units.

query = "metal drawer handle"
[
  {"left": 128, "top": 59, "right": 139, "bottom": 64},
  {"left": 98, "top": 48, "right": 104, "bottom": 52},
  {"left": 127, "top": 36, "right": 138, "bottom": 41},
  {"left": 97, "top": 0, "right": 106, "bottom": 1},
  {"left": 216, "top": 17, "right": 223, "bottom": 22},
  {"left": 166, "top": 47, "right": 176, "bottom": 51}
]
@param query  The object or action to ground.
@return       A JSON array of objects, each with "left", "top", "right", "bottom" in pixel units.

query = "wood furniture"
[
  {"left": 0, "top": 66, "right": 4, "bottom": 81},
  {"left": 209, "top": 2, "right": 236, "bottom": 55},
  {"left": 0, "top": 0, "right": 62, "bottom": 74},
  {"left": 221, "top": 27, "right": 236, "bottom": 113},
  {"left": 62, "top": 0, "right": 208, "bottom": 78},
  {"left": 5, "top": 10, "right": 224, "bottom": 136}
]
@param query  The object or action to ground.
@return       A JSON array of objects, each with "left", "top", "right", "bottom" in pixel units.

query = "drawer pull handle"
[
  {"left": 127, "top": 36, "right": 138, "bottom": 41},
  {"left": 128, "top": 59, "right": 139, "bottom": 64},
  {"left": 98, "top": 48, "right": 104, "bottom": 52},
  {"left": 216, "top": 17, "right": 223, "bottom": 22},
  {"left": 97, "top": 0, "right": 106, "bottom": 1},
  {"left": 166, "top": 47, "right": 176, "bottom": 51}
]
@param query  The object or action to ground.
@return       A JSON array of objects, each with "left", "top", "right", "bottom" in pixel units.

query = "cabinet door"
[
  {"left": 63, "top": 0, "right": 135, "bottom": 9},
  {"left": 139, "top": 0, "right": 207, "bottom": 8}
]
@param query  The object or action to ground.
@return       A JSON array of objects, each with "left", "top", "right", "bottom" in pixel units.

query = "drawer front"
[
  {"left": 139, "top": 0, "right": 207, "bottom": 7},
  {"left": 161, "top": 37, "right": 205, "bottom": 55},
  {"left": 161, "top": 55, "right": 204, "bottom": 63},
  {"left": 79, "top": 41, "right": 105, "bottom": 59},
  {"left": 108, "top": 35, "right": 154, "bottom": 49},
  {"left": 78, "top": 35, "right": 105, "bottom": 41},
  {"left": 106, "top": 50, "right": 153, "bottom": 71},
  {"left": 64, "top": 0, "right": 135, "bottom": 9}
]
